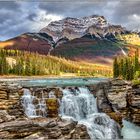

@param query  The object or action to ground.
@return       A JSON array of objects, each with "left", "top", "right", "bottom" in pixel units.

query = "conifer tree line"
[
  {"left": 0, "top": 49, "right": 112, "bottom": 76},
  {"left": 113, "top": 48, "right": 140, "bottom": 80}
]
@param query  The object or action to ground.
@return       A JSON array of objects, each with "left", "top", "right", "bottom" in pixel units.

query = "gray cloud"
[
  {"left": 38, "top": 1, "right": 107, "bottom": 17},
  {"left": 0, "top": 1, "right": 19, "bottom": 10},
  {"left": 0, "top": 0, "right": 140, "bottom": 41},
  {"left": 27, "top": 13, "right": 38, "bottom": 21}
]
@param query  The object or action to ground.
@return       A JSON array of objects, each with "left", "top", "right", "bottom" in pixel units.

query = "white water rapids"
[
  {"left": 59, "top": 87, "right": 120, "bottom": 139},
  {"left": 21, "top": 87, "right": 140, "bottom": 139}
]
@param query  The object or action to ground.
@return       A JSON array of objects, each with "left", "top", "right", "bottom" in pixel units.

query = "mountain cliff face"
[{"left": 40, "top": 15, "right": 127, "bottom": 42}]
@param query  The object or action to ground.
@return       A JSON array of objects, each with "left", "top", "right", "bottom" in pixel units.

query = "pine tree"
[
  {"left": 113, "top": 57, "right": 119, "bottom": 78},
  {"left": 134, "top": 48, "right": 139, "bottom": 72},
  {"left": 25, "top": 57, "right": 32, "bottom": 76}
]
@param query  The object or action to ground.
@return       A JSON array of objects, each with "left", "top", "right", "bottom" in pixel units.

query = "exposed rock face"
[
  {"left": 46, "top": 98, "right": 59, "bottom": 117},
  {"left": 0, "top": 110, "right": 15, "bottom": 123},
  {"left": 0, "top": 82, "right": 24, "bottom": 118},
  {"left": 70, "top": 124, "right": 90, "bottom": 139},
  {"left": 128, "top": 84, "right": 140, "bottom": 125},
  {"left": 0, "top": 115, "right": 89, "bottom": 139},
  {"left": 0, "top": 119, "right": 44, "bottom": 139},
  {"left": 40, "top": 15, "right": 126, "bottom": 42},
  {"left": 90, "top": 79, "right": 140, "bottom": 126},
  {"left": 104, "top": 79, "right": 131, "bottom": 125}
]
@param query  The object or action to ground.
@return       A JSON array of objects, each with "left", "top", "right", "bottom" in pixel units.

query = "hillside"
[
  {"left": 0, "top": 49, "right": 112, "bottom": 77},
  {"left": 51, "top": 36, "right": 126, "bottom": 65},
  {"left": 117, "top": 33, "right": 140, "bottom": 46},
  {"left": 0, "top": 33, "right": 54, "bottom": 55}
]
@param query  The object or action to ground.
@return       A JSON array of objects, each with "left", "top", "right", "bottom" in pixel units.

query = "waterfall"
[
  {"left": 21, "top": 89, "right": 37, "bottom": 117},
  {"left": 60, "top": 87, "right": 121, "bottom": 139},
  {"left": 21, "top": 89, "right": 47, "bottom": 118},
  {"left": 60, "top": 87, "right": 97, "bottom": 120},
  {"left": 21, "top": 86, "right": 121, "bottom": 139}
]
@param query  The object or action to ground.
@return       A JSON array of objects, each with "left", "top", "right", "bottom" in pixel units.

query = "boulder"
[{"left": 70, "top": 124, "right": 90, "bottom": 139}]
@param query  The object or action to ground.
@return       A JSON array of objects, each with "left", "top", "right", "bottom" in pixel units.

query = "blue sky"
[{"left": 0, "top": 0, "right": 140, "bottom": 41}]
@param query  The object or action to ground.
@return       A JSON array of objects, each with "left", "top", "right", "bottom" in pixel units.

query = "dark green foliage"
[
  {"left": 134, "top": 71, "right": 140, "bottom": 79},
  {"left": 113, "top": 49, "right": 139, "bottom": 80},
  {"left": 0, "top": 49, "right": 9, "bottom": 75},
  {"left": 134, "top": 48, "right": 139, "bottom": 72},
  {"left": 113, "top": 57, "right": 119, "bottom": 78}
]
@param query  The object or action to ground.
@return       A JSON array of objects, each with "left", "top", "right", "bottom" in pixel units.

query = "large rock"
[
  {"left": 0, "top": 110, "right": 15, "bottom": 123},
  {"left": 90, "top": 79, "right": 140, "bottom": 126},
  {"left": 70, "top": 124, "right": 90, "bottom": 139},
  {"left": 0, "top": 82, "right": 24, "bottom": 118},
  {"left": 128, "top": 86, "right": 140, "bottom": 125},
  {"left": 46, "top": 98, "right": 59, "bottom": 117},
  {"left": 0, "top": 120, "right": 44, "bottom": 139}
]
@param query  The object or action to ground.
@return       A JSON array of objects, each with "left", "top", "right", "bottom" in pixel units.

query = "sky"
[{"left": 0, "top": 0, "right": 140, "bottom": 41}]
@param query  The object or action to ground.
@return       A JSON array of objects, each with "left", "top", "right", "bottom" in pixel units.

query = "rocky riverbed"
[{"left": 0, "top": 78, "right": 140, "bottom": 139}]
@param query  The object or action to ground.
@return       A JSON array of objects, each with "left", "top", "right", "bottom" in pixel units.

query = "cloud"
[
  {"left": 0, "top": 0, "right": 140, "bottom": 41},
  {"left": 0, "top": 1, "right": 19, "bottom": 10},
  {"left": 0, "top": 1, "right": 63, "bottom": 40}
]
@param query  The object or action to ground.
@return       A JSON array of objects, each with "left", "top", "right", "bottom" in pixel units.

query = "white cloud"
[
  {"left": 29, "top": 10, "right": 64, "bottom": 32},
  {"left": 131, "top": 14, "right": 140, "bottom": 20}
]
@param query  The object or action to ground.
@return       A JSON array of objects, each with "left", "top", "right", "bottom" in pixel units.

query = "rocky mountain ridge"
[{"left": 40, "top": 15, "right": 127, "bottom": 42}]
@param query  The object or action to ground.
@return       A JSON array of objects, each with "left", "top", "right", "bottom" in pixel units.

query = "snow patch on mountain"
[{"left": 40, "top": 15, "right": 109, "bottom": 42}]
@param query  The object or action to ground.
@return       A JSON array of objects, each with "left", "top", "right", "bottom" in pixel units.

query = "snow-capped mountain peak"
[{"left": 40, "top": 15, "right": 125, "bottom": 42}]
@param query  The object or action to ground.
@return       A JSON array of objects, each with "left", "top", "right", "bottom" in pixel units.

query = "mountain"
[
  {"left": 0, "top": 33, "right": 54, "bottom": 55},
  {"left": 40, "top": 15, "right": 128, "bottom": 42},
  {"left": 0, "top": 15, "right": 140, "bottom": 66}
]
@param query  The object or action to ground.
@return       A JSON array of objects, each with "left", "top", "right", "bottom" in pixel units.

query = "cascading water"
[
  {"left": 60, "top": 87, "right": 97, "bottom": 120},
  {"left": 21, "top": 89, "right": 47, "bottom": 117},
  {"left": 59, "top": 87, "right": 121, "bottom": 139},
  {"left": 21, "top": 89, "right": 37, "bottom": 117},
  {"left": 21, "top": 86, "right": 121, "bottom": 139}
]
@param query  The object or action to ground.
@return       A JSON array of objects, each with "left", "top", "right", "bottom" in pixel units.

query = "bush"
[
  {"left": 134, "top": 71, "right": 140, "bottom": 79},
  {"left": 132, "top": 79, "right": 140, "bottom": 86}
]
